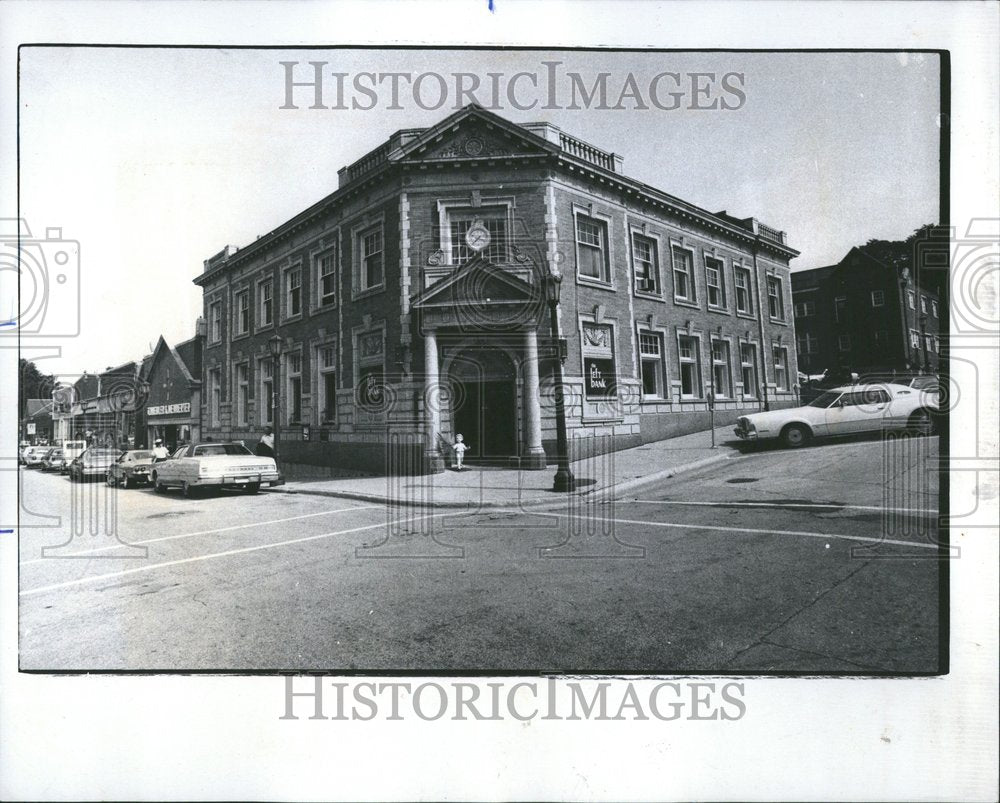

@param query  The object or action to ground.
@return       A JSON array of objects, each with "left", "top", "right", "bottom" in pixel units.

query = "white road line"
[
  {"left": 19, "top": 505, "right": 380, "bottom": 565},
  {"left": 608, "top": 516, "right": 942, "bottom": 550},
  {"left": 621, "top": 500, "right": 938, "bottom": 515},
  {"left": 20, "top": 514, "right": 440, "bottom": 597}
]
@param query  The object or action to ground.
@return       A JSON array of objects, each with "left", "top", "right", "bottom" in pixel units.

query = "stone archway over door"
[{"left": 450, "top": 347, "right": 518, "bottom": 462}]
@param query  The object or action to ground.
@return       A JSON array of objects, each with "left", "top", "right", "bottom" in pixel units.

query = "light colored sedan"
[
  {"left": 151, "top": 442, "right": 279, "bottom": 497},
  {"left": 734, "top": 383, "right": 939, "bottom": 448}
]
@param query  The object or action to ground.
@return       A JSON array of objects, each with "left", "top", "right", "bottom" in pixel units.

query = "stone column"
[
  {"left": 522, "top": 328, "right": 547, "bottom": 469},
  {"left": 423, "top": 329, "right": 445, "bottom": 474}
]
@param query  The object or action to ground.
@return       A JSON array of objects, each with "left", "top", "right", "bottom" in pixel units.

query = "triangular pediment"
[
  {"left": 412, "top": 254, "right": 542, "bottom": 309},
  {"left": 391, "top": 105, "right": 557, "bottom": 164},
  {"left": 147, "top": 335, "right": 196, "bottom": 386}
]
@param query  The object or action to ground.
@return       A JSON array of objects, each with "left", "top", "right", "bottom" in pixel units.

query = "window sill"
[
  {"left": 735, "top": 311, "right": 756, "bottom": 320},
  {"left": 317, "top": 299, "right": 337, "bottom": 310},
  {"left": 707, "top": 306, "right": 732, "bottom": 316},
  {"left": 576, "top": 275, "right": 615, "bottom": 291},
  {"left": 232, "top": 332, "right": 251, "bottom": 342},
  {"left": 256, "top": 322, "right": 275, "bottom": 332},
  {"left": 634, "top": 290, "right": 665, "bottom": 302},
  {"left": 768, "top": 317, "right": 789, "bottom": 326},
  {"left": 352, "top": 286, "right": 386, "bottom": 301},
  {"left": 673, "top": 298, "right": 700, "bottom": 310},
  {"left": 282, "top": 313, "right": 304, "bottom": 324}
]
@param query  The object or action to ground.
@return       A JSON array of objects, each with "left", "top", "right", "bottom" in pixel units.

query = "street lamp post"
[
  {"left": 268, "top": 334, "right": 282, "bottom": 470},
  {"left": 919, "top": 312, "right": 930, "bottom": 373},
  {"left": 544, "top": 273, "right": 575, "bottom": 493}
]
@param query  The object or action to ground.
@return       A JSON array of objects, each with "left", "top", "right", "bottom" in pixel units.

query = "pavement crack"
[{"left": 726, "top": 558, "right": 874, "bottom": 666}]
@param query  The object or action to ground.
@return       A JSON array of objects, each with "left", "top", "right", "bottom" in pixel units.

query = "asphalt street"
[{"left": 18, "top": 433, "right": 943, "bottom": 673}]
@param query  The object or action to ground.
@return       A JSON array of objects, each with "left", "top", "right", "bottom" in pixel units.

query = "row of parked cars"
[{"left": 19, "top": 441, "right": 281, "bottom": 497}]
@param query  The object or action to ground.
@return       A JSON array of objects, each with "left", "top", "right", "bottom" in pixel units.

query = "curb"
[{"left": 264, "top": 449, "right": 741, "bottom": 511}]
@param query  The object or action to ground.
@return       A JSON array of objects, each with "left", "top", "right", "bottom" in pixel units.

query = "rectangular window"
[
  {"left": 924, "top": 334, "right": 934, "bottom": 353},
  {"left": 208, "top": 368, "right": 221, "bottom": 427},
  {"left": 734, "top": 266, "right": 753, "bottom": 314},
  {"left": 632, "top": 234, "right": 659, "bottom": 295},
  {"left": 838, "top": 334, "right": 852, "bottom": 352},
  {"left": 285, "top": 268, "right": 302, "bottom": 318},
  {"left": 871, "top": 289, "right": 885, "bottom": 307},
  {"left": 711, "top": 339, "right": 731, "bottom": 398},
  {"left": 931, "top": 300, "right": 939, "bottom": 318},
  {"left": 236, "top": 363, "right": 249, "bottom": 427},
  {"left": 933, "top": 336, "right": 940, "bottom": 353},
  {"left": 317, "top": 345, "right": 336, "bottom": 424},
  {"left": 834, "top": 296, "right": 847, "bottom": 323},
  {"left": 920, "top": 295, "right": 929, "bottom": 314},
  {"left": 705, "top": 256, "right": 727, "bottom": 309},
  {"left": 772, "top": 347, "right": 789, "bottom": 391},
  {"left": 767, "top": 275, "right": 784, "bottom": 320},
  {"left": 910, "top": 329, "right": 921, "bottom": 349},
  {"left": 794, "top": 300, "right": 816, "bottom": 318},
  {"left": 235, "top": 290, "right": 250, "bottom": 336},
  {"left": 259, "top": 280, "right": 273, "bottom": 327},
  {"left": 907, "top": 290, "right": 916, "bottom": 309},
  {"left": 672, "top": 246, "right": 695, "bottom": 303},
  {"left": 678, "top": 335, "right": 702, "bottom": 399},
  {"left": 259, "top": 358, "right": 273, "bottom": 425},
  {"left": 575, "top": 214, "right": 610, "bottom": 282},
  {"left": 797, "top": 333, "right": 819, "bottom": 355},
  {"left": 449, "top": 209, "right": 508, "bottom": 265},
  {"left": 317, "top": 251, "right": 336, "bottom": 307},
  {"left": 638, "top": 330, "right": 665, "bottom": 398},
  {"left": 287, "top": 352, "right": 302, "bottom": 424},
  {"left": 360, "top": 227, "right": 384, "bottom": 291},
  {"left": 209, "top": 301, "right": 222, "bottom": 343},
  {"left": 740, "top": 343, "right": 757, "bottom": 398}
]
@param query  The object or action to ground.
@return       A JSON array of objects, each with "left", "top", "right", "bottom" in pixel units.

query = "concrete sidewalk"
[{"left": 266, "top": 425, "right": 746, "bottom": 509}]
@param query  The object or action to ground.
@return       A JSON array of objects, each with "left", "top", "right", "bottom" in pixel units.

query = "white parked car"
[
  {"left": 734, "top": 383, "right": 939, "bottom": 448},
  {"left": 151, "top": 442, "right": 280, "bottom": 497}
]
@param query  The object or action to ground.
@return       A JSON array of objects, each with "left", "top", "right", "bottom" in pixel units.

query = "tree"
[{"left": 18, "top": 359, "right": 54, "bottom": 420}]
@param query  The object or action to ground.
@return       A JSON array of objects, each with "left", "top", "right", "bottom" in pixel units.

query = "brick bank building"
[{"left": 194, "top": 105, "right": 799, "bottom": 473}]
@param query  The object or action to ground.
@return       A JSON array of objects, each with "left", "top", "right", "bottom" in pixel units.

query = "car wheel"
[
  {"left": 909, "top": 408, "right": 936, "bottom": 436},
  {"left": 106, "top": 472, "right": 115, "bottom": 486},
  {"left": 781, "top": 423, "right": 811, "bottom": 448},
  {"left": 122, "top": 474, "right": 132, "bottom": 489},
  {"left": 153, "top": 475, "right": 166, "bottom": 493},
  {"left": 245, "top": 482, "right": 260, "bottom": 495},
  {"left": 182, "top": 481, "right": 196, "bottom": 499}
]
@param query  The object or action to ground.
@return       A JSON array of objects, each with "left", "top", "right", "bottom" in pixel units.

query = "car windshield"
[
  {"left": 192, "top": 444, "right": 254, "bottom": 457},
  {"left": 130, "top": 451, "right": 153, "bottom": 459},
  {"left": 806, "top": 390, "right": 843, "bottom": 408},
  {"left": 49, "top": 450, "right": 63, "bottom": 457}
]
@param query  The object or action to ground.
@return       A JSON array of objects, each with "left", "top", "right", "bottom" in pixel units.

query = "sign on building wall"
[
  {"left": 584, "top": 357, "right": 617, "bottom": 398},
  {"left": 147, "top": 402, "right": 192, "bottom": 416}
]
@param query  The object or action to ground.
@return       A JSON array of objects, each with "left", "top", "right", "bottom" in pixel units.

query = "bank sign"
[
  {"left": 147, "top": 403, "right": 191, "bottom": 416},
  {"left": 584, "top": 358, "right": 617, "bottom": 398}
]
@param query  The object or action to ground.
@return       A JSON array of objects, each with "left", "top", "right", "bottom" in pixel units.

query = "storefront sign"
[
  {"left": 584, "top": 357, "right": 617, "bottom": 398},
  {"left": 147, "top": 402, "right": 191, "bottom": 416}
]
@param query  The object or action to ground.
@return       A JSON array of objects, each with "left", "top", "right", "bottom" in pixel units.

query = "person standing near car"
[
  {"left": 256, "top": 427, "right": 275, "bottom": 458},
  {"left": 151, "top": 438, "right": 169, "bottom": 461}
]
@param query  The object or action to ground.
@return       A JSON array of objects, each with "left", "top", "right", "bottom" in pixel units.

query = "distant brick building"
[
  {"left": 194, "top": 105, "right": 799, "bottom": 473},
  {"left": 142, "top": 328, "right": 204, "bottom": 451},
  {"left": 792, "top": 245, "right": 940, "bottom": 378}
]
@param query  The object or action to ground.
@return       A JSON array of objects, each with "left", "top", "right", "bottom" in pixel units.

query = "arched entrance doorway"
[{"left": 449, "top": 346, "right": 518, "bottom": 463}]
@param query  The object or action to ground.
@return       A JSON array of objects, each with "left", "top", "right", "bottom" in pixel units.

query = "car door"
[
  {"left": 827, "top": 390, "right": 888, "bottom": 435},
  {"left": 157, "top": 446, "right": 188, "bottom": 482}
]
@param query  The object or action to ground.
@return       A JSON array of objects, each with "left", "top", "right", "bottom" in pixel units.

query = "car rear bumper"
[{"left": 192, "top": 472, "right": 281, "bottom": 487}]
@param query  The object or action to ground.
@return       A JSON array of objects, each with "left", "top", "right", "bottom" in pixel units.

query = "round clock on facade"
[{"left": 465, "top": 221, "right": 491, "bottom": 252}]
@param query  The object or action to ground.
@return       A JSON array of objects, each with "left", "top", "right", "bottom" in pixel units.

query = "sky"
[{"left": 17, "top": 48, "right": 941, "bottom": 377}]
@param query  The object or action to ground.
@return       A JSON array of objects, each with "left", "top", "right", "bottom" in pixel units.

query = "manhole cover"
[{"left": 725, "top": 477, "right": 759, "bottom": 484}]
